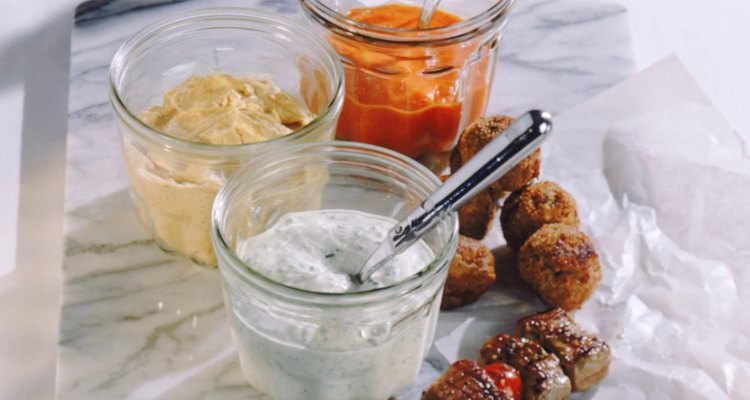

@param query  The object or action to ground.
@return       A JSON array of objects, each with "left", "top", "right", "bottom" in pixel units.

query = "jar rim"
[
  {"left": 299, "top": 0, "right": 515, "bottom": 44},
  {"left": 108, "top": 7, "right": 344, "bottom": 158},
  {"left": 211, "top": 141, "right": 459, "bottom": 307}
]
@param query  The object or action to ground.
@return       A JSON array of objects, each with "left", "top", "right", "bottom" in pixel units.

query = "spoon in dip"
[
  {"left": 417, "top": 0, "right": 443, "bottom": 29},
  {"left": 354, "top": 110, "right": 553, "bottom": 285}
]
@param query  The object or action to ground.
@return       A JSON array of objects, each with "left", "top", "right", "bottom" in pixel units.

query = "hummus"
[
  {"left": 124, "top": 74, "right": 316, "bottom": 266},
  {"left": 141, "top": 74, "right": 314, "bottom": 144}
]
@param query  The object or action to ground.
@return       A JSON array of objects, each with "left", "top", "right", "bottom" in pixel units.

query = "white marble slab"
[{"left": 59, "top": 0, "right": 634, "bottom": 398}]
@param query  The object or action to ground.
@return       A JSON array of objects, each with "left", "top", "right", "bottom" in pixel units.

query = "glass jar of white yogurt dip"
[
  {"left": 109, "top": 8, "right": 344, "bottom": 266},
  {"left": 212, "top": 142, "right": 458, "bottom": 400}
]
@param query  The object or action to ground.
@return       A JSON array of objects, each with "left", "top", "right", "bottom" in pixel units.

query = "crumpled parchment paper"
[{"left": 424, "top": 55, "right": 750, "bottom": 400}]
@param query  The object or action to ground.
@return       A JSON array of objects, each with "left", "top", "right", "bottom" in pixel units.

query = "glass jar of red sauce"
[{"left": 299, "top": 0, "right": 515, "bottom": 158}]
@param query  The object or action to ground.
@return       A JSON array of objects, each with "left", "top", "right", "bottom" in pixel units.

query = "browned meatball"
[
  {"left": 440, "top": 175, "right": 495, "bottom": 240},
  {"left": 450, "top": 116, "right": 541, "bottom": 201},
  {"left": 517, "top": 224, "right": 601, "bottom": 311},
  {"left": 441, "top": 235, "right": 496, "bottom": 310},
  {"left": 501, "top": 181, "right": 579, "bottom": 251}
]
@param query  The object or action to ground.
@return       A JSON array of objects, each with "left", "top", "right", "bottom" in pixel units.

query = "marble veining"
[
  {"left": 75, "top": 0, "right": 195, "bottom": 25},
  {"left": 59, "top": 0, "right": 633, "bottom": 398}
]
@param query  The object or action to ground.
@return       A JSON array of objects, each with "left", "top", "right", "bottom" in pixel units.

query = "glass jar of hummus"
[
  {"left": 299, "top": 0, "right": 514, "bottom": 158},
  {"left": 212, "top": 142, "right": 458, "bottom": 400},
  {"left": 109, "top": 8, "right": 344, "bottom": 266}
]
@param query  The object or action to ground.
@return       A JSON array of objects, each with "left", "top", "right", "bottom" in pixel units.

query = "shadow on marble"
[{"left": 59, "top": 189, "right": 264, "bottom": 400}]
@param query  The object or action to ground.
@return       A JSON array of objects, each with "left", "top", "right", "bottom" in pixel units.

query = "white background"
[{"left": 1, "top": 0, "right": 749, "bottom": 398}]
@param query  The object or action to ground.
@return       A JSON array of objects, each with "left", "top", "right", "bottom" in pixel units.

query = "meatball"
[
  {"left": 517, "top": 224, "right": 601, "bottom": 311},
  {"left": 442, "top": 235, "right": 496, "bottom": 310},
  {"left": 451, "top": 115, "right": 541, "bottom": 201},
  {"left": 440, "top": 175, "right": 495, "bottom": 240},
  {"left": 500, "top": 181, "right": 579, "bottom": 251}
]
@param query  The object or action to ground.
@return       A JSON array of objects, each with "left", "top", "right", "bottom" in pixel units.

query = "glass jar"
[
  {"left": 212, "top": 141, "right": 458, "bottom": 400},
  {"left": 299, "top": 0, "right": 515, "bottom": 158},
  {"left": 109, "top": 8, "right": 344, "bottom": 266}
]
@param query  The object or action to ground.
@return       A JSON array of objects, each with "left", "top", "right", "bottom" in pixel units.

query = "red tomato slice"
[{"left": 483, "top": 362, "right": 522, "bottom": 400}]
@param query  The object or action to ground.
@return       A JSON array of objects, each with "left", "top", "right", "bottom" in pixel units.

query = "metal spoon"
[
  {"left": 353, "top": 110, "right": 553, "bottom": 285},
  {"left": 417, "top": 0, "right": 442, "bottom": 29}
]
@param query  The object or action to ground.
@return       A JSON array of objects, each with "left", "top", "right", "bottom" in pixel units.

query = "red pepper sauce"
[{"left": 331, "top": 4, "right": 491, "bottom": 157}]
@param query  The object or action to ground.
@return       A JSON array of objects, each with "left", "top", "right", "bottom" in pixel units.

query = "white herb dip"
[
  {"left": 236, "top": 209, "right": 432, "bottom": 292},
  {"left": 229, "top": 209, "right": 441, "bottom": 400}
]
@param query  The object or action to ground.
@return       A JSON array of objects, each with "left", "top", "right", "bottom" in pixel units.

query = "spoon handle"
[
  {"left": 424, "top": 110, "right": 551, "bottom": 219},
  {"left": 355, "top": 110, "right": 552, "bottom": 284},
  {"left": 417, "top": 0, "right": 442, "bottom": 29}
]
